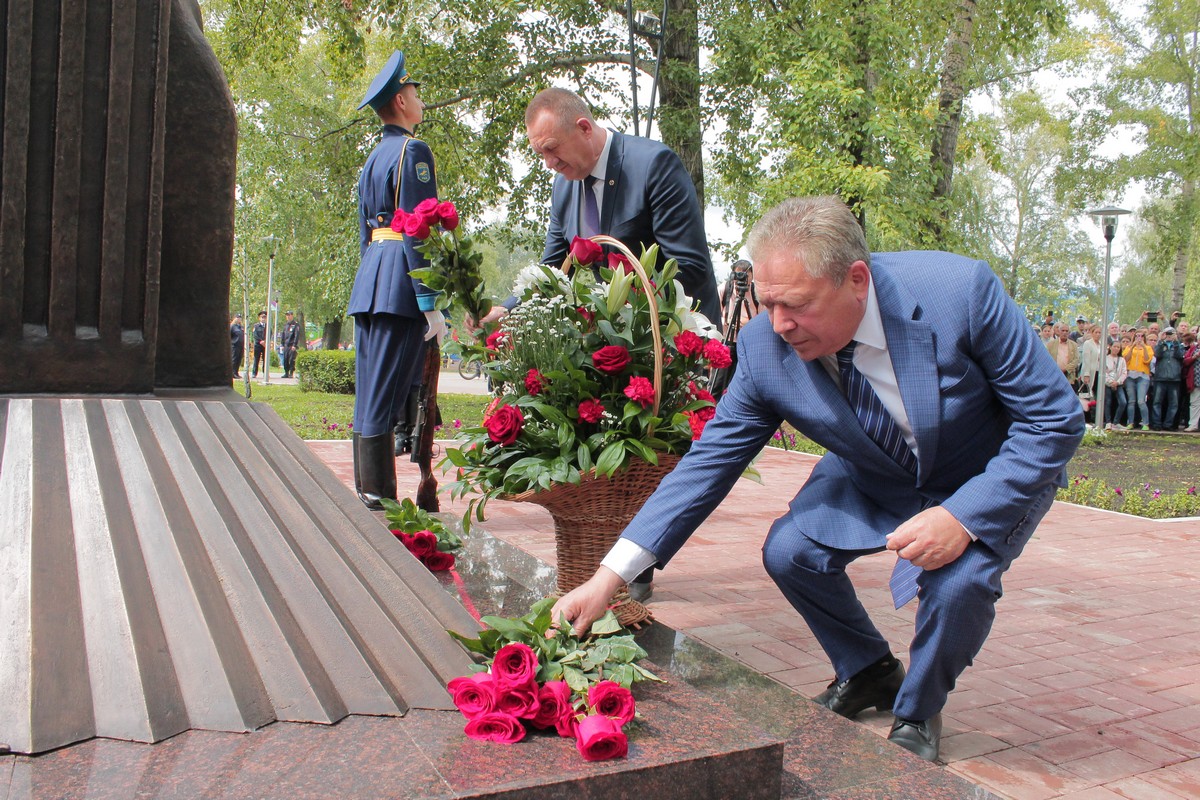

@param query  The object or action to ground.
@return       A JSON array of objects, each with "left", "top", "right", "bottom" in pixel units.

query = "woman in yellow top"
[{"left": 1122, "top": 330, "right": 1154, "bottom": 429}]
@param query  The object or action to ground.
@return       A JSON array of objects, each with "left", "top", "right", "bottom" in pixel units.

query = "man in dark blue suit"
[
  {"left": 348, "top": 51, "right": 445, "bottom": 510},
  {"left": 552, "top": 197, "right": 1084, "bottom": 761}
]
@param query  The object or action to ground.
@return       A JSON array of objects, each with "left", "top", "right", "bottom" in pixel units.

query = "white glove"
[{"left": 423, "top": 310, "right": 447, "bottom": 343}]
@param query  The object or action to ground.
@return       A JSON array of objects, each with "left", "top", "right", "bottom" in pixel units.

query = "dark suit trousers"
[
  {"left": 762, "top": 485, "right": 1054, "bottom": 721},
  {"left": 352, "top": 313, "right": 425, "bottom": 437}
]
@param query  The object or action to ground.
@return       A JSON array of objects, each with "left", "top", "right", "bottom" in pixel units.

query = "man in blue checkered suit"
[{"left": 553, "top": 196, "right": 1084, "bottom": 761}]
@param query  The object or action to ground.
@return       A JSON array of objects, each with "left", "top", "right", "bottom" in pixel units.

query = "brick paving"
[{"left": 309, "top": 441, "right": 1200, "bottom": 800}]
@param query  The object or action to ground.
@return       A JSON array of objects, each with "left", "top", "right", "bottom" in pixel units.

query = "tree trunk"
[
  {"left": 926, "top": 0, "right": 977, "bottom": 240},
  {"left": 322, "top": 317, "right": 343, "bottom": 350},
  {"left": 1169, "top": 179, "right": 1194, "bottom": 313},
  {"left": 846, "top": 0, "right": 877, "bottom": 232},
  {"left": 654, "top": 0, "right": 705, "bottom": 207}
]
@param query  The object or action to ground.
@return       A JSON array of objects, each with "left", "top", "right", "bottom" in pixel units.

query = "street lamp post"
[
  {"left": 263, "top": 235, "right": 279, "bottom": 385},
  {"left": 1085, "top": 206, "right": 1130, "bottom": 432}
]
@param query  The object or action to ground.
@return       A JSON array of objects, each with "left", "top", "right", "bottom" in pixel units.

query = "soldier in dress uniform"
[
  {"left": 281, "top": 310, "right": 302, "bottom": 378},
  {"left": 348, "top": 51, "right": 445, "bottom": 510}
]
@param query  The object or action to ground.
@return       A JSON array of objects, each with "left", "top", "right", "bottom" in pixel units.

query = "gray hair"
[
  {"left": 525, "top": 87, "right": 594, "bottom": 130},
  {"left": 746, "top": 197, "right": 870, "bottom": 285}
]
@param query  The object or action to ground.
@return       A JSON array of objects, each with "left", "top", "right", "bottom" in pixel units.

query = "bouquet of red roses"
[
  {"left": 447, "top": 598, "right": 661, "bottom": 761},
  {"left": 382, "top": 497, "right": 461, "bottom": 572}
]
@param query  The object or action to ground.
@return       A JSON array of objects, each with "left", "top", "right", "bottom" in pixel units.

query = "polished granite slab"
[{"left": 1, "top": 517, "right": 995, "bottom": 799}]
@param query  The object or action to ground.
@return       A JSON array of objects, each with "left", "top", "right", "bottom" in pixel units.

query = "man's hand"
[
  {"left": 885, "top": 506, "right": 970, "bottom": 571},
  {"left": 464, "top": 306, "right": 508, "bottom": 334},
  {"left": 549, "top": 567, "right": 625, "bottom": 637}
]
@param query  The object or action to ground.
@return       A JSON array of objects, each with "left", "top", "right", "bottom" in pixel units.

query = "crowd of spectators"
[{"left": 1039, "top": 312, "right": 1200, "bottom": 432}]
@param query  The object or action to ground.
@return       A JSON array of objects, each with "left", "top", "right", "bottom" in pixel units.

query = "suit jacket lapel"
[
  {"left": 600, "top": 130, "right": 623, "bottom": 233},
  {"left": 873, "top": 263, "right": 939, "bottom": 485}
]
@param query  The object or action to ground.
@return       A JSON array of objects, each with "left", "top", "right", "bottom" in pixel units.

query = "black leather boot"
[
  {"left": 352, "top": 432, "right": 363, "bottom": 497},
  {"left": 356, "top": 433, "right": 396, "bottom": 510}
]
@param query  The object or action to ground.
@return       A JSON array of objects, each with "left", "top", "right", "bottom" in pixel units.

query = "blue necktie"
[
  {"left": 836, "top": 342, "right": 921, "bottom": 608},
  {"left": 582, "top": 175, "right": 600, "bottom": 237}
]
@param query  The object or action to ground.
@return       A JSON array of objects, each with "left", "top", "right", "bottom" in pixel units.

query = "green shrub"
[{"left": 297, "top": 350, "right": 356, "bottom": 394}]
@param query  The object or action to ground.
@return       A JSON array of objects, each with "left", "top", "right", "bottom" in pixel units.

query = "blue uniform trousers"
[{"left": 352, "top": 312, "right": 425, "bottom": 437}]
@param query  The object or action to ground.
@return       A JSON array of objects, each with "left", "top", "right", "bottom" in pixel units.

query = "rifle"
[{"left": 411, "top": 338, "right": 442, "bottom": 512}]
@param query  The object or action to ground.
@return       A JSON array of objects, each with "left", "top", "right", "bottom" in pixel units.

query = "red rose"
[
  {"left": 405, "top": 530, "right": 439, "bottom": 558},
  {"left": 587, "top": 680, "right": 636, "bottom": 726},
  {"left": 703, "top": 339, "right": 733, "bottom": 369},
  {"left": 495, "top": 682, "right": 541, "bottom": 720},
  {"left": 530, "top": 680, "right": 575, "bottom": 731},
  {"left": 569, "top": 236, "right": 603, "bottom": 266},
  {"left": 578, "top": 398, "right": 605, "bottom": 423},
  {"left": 524, "top": 369, "right": 545, "bottom": 395},
  {"left": 413, "top": 197, "right": 441, "bottom": 220},
  {"left": 491, "top": 642, "right": 539, "bottom": 688},
  {"left": 483, "top": 404, "right": 524, "bottom": 445},
  {"left": 403, "top": 213, "right": 431, "bottom": 240},
  {"left": 575, "top": 714, "right": 628, "bottom": 761},
  {"left": 389, "top": 209, "right": 409, "bottom": 233},
  {"left": 624, "top": 376, "right": 655, "bottom": 408},
  {"left": 685, "top": 411, "right": 707, "bottom": 440},
  {"left": 392, "top": 530, "right": 414, "bottom": 548},
  {"left": 592, "top": 345, "right": 631, "bottom": 374},
  {"left": 607, "top": 252, "right": 637, "bottom": 274},
  {"left": 423, "top": 550, "right": 456, "bottom": 571},
  {"left": 436, "top": 200, "right": 459, "bottom": 231},
  {"left": 674, "top": 330, "right": 705, "bottom": 357},
  {"left": 485, "top": 330, "right": 507, "bottom": 351},
  {"left": 464, "top": 712, "right": 527, "bottom": 744},
  {"left": 447, "top": 672, "right": 496, "bottom": 719}
]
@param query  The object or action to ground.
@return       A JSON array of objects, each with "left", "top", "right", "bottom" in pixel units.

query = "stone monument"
[{"left": 0, "top": 0, "right": 476, "bottom": 756}]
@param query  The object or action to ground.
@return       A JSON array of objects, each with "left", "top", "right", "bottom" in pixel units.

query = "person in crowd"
[
  {"left": 281, "top": 311, "right": 302, "bottom": 379},
  {"left": 1069, "top": 316, "right": 1088, "bottom": 342},
  {"left": 251, "top": 310, "right": 267, "bottom": 378},
  {"left": 347, "top": 51, "right": 446, "bottom": 510},
  {"left": 1045, "top": 322, "right": 1080, "bottom": 388},
  {"left": 1040, "top": 323, "right": 1054, "bottom": 343},
  {"left": 1080, "top": 324, "right": 1103, "bottom": 414},
  {"left": 1150, "top": 326, "right": 1184, "bottom": 431},
  {"left": 549, "top": 196, "right": 1083, "bottom": 763},
  {"left": 1107, "top": 321, "right": 1120, "bottom": 346},
  {"left": 1182, "top": 332, "right": 1200, "bottom": 432},
  {"left": 230, "top": 313, "right": 245, "bottom": 378},
  {"left": 1122, "top": 330, "right": 1154, "bottom": 430},
  {"left": 1103, "top": 340, "right": 1128, "bottom": 430}
]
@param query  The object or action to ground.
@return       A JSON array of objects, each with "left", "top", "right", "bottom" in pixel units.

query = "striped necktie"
[{"left": 836, "top": 341, "right": 921, "bottom": 608}]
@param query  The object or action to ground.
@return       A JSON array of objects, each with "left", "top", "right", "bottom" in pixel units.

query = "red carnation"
[
  {"left": 483, "top": 404, "right": 524, "bottom": 445},
  {"left": 436, "top": 200, "right": 459, "bottom": 231},
  {"left": 485, "top": 330, "right": 507, "bottom": 351},
  {"left": 592, "top": 345, "right": 631, "bottom": 374},
  {"left": 524, "top": 369, "right": 546, "bottom": 395},
  {"left": 674, "top": 330, "right": 705, "bottom": 357},
  {"left": 703, "top": 339, "right": 733, "bottom": 369},
  {"left": 569, "top": 236, "right": 604, "bottom": 266},
  {"left": 578, "top": 398, "right": 605, "bottom": 423},
  {"left": 685, "top": 410, "right": 708, "bottom": 440},
  {"left": 624, "top": 376, "right": 655, "bottom": 408}
]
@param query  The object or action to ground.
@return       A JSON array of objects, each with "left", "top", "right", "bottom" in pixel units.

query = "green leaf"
[
  {"left": 562, "top": 665, "right": 590, "bottom": 694},
  {"left": 588, "top": 610, "right": 623, "bottom": 636},
  {"left": 595, "top": 440, "right": 626, "bottom": 476}
]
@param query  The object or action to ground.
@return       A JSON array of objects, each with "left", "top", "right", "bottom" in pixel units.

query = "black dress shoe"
[
  {"left": 888, "top": 714, "right": 942, "bottom": 762},
  {"left": 813, "top": 657, "right": 905, "bottom": 718}
]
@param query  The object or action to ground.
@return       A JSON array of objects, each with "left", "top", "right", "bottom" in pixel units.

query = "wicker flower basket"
[{"left": 503, "top": 234, "right": 676, "bottom": 629}]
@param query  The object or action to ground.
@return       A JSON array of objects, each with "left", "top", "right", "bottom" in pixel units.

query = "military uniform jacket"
[
  {"left": 281, "top": 321, "right": 301, "bottom": 349},
  {"left": 348, "top": 125, "right": 439, "bottom": 318},
  {"left": 253, "top": 322, "right": 266, "bottom": 345}
]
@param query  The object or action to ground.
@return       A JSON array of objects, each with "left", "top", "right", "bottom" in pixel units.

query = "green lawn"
[
  {"left": 250, "top": 382, "right": 489, "bottom": 440},
  {"left": 253, "top": 382, "right": 1199, "bottom": 518}
]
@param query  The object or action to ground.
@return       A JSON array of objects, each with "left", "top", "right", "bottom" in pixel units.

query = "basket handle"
[{"left": 559, "top": 235, "right": 663, "bottom": 417}]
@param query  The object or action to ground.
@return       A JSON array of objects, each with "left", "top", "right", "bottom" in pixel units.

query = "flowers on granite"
[
  {"left": 447, "top": 598, "right": 662, "bottom": 761},
  {"left": 382, "top": 497, "right": 462, "bottom": 572}
]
